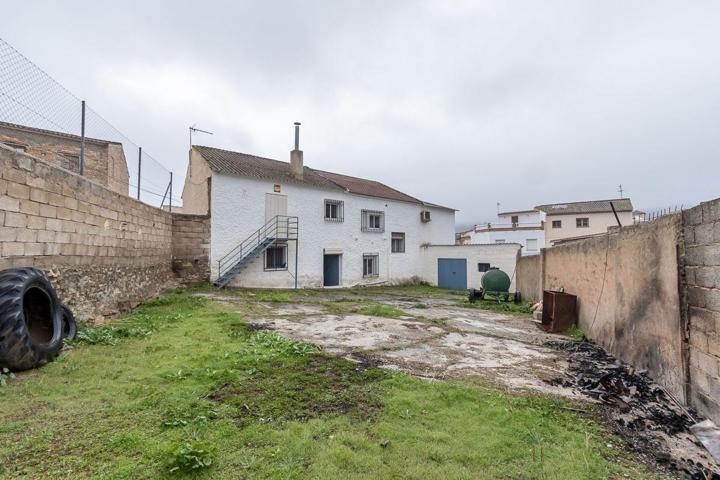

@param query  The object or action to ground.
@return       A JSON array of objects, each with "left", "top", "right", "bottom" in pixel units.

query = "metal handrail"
[{"left": 217, "top": 215, "right": 298, "bottom": 279}]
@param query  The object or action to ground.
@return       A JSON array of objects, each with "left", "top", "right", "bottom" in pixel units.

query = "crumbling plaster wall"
[
  {"left": 542, "top": 215, "right": 685, "bottom": 401},
  {"left": 516, "top": 253, "right": 542, "bottom": 302}
]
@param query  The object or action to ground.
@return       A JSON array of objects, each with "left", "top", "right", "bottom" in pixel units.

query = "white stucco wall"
[
  {"left": 420, "top": 243, "right": 521, "bottom": 291},
  {"left": 210, "top": 173, "right": 456, "bottom": 288},
  {"left": 497, "top": 210, "right": 545, "bottom": 225},
  {"left": 544, "top": 211, "right": 633, "bottom": 244},
  {"left": 464, "top": 229, "right": 544, "bottom": 255}
]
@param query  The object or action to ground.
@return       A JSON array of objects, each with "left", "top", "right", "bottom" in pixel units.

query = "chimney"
[{"left": 290, "top": 122, "right": 303, "bottom": 180}]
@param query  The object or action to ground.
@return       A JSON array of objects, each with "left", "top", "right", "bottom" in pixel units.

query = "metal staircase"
[{"left": 214, "top": 215, "right": 298, "bottom": 288}]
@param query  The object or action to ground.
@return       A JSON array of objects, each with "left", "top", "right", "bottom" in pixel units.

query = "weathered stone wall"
[
  {"left": 683, "top": 197, "right": 720, "bottom": 422},
  {"left": 541, "top": 215, "right": 687, "bottom": 402},
  {"left": 0, "top": 122, "right": 129, "bottom": 196},
  {"left": 516, "top": 253, "right": 542, "bottom": 302},
  {"left": 171, "top": 213, "right": 210, "bottom": 285},
  {"left": 0, "top": 144, "right": 174, "bottom": 322}
]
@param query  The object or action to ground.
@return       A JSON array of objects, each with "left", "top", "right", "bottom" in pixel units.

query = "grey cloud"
[{"left": 3, "top": 0, "right": 719, "bottom": 225}]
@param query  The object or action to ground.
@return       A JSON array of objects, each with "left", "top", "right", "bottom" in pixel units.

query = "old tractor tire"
[
  {"left": 0, "top": 268, "right": 64, "bottom": 371},
  {"left": 60, "top": 304, "right": 77, "bottom": 341}
]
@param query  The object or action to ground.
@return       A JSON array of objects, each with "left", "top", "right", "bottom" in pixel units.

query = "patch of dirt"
[
  {"left": 545, "top": 340, "right": 720, "bottom": 480},
  {"left": 208, "top": 354, "right": 388, "bottom": 424},
  {"left": 250, "top": 314, "right": 445, "bottom": 352}
]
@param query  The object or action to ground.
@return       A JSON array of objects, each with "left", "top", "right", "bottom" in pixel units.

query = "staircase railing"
[{"left": 216, "top": 215, "right": 298, "bottom": 281}]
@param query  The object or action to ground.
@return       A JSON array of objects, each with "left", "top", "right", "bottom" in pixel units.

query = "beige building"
[
  {"left": 535, "top": 198, "right": 633, "bottom": 246},
  {"left": 0, "top": 121, "right": 129, "bottom": 196}
]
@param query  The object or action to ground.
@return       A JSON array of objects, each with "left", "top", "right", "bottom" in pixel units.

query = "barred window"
[
  {"left": 391, "top": 232, "right": 405, "bottom": 253},
  {"left": 324, "top": 199, "right": 344, "bottom": 222},
  {"left": 361, "top": 210, "right": 384, "bottom": 233},
  {"left": 363, "top": 254, "right": 379, "bottom": 277},
  {"left": 265, "top": 244, "right": 287, "bottom": 270}
]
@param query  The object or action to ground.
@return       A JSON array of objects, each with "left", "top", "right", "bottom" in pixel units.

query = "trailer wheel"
[
  {"left": 60, "top": 304, "right": 77, "bottom": 341},
  {"left": 0, "top": 268, "right": 63, "bottom": 370}
]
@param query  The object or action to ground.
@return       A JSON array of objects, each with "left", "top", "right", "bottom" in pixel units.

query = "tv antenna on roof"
[
  {"left": 189, "top": 124, "right": 213, "bottom": 147},
  {"left": 617, "top": 184, "right": 624, "bottom": 198}
]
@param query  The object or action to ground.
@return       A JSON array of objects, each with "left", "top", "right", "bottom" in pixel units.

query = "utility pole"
[
  {"left": 137, "top": 147, "right": 142, "bottom": 200},
  {"left": 79, "top": 100, "right": 86, "bottom": 175}
]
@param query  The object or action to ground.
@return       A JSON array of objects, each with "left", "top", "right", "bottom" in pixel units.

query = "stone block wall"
[
  {"left": 683, "top": 197, "right": 720, "bottom": 421},
  {"left": 171, "top": 213, "right": 210, "bottom": 285},
  {"left": 0, "top": 144, "right": 174, "bottom": 321}
]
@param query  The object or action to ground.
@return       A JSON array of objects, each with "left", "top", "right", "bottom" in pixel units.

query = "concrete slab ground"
[{"left": 198, "top": 287, "right": 719, "bottom": 475}]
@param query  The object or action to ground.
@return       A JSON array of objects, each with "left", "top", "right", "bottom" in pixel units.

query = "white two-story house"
[
  {"left": 535, "top": 198, "right": 634, "bottom": 246},
  {"left": 180, "top": 125, "right": 520, "bottom": 290},
  {"left": 459, "top": 209, "right": 546, "bottom": 255}
]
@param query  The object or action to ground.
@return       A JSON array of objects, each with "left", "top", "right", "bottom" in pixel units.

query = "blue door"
[
  {"left": 323, "top": 255, "right": 340, "bottom": 287},
  {"left": 437, "top": 258, "right": 467, "bottom": 290}
]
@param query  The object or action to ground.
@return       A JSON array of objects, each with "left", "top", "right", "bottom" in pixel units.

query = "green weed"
[
  {"left": 0, "top": 368, "right": 15, "bottom": 387},
  {"left": 166, "top": 441, "right": 214, "bottom": 474},
  {"left": 461, "top": 298, "right": 533, "bottom": 315},
  {"left": 357, "top": 304, "right": 406, "bottom": 318},
  {"left": 562, "top": 325, "right": 587, "bottom": 341}
]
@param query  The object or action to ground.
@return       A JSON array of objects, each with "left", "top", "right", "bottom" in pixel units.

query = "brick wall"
[
  {"left": 0, "top": 144, "right": 174, "bottom": 321},
  {"left": 0, "top": 123, "right": 129, "bottom": 196},
  {"left": 171, "top": 213, "right": 210, "bottom": 285},
  {"left": 683, "top": 198, "right": 720, "bottom": 421}
]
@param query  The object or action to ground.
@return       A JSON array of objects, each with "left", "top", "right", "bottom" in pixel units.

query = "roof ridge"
[
  {"left": 536, "top": 198, "right": 630, "bottom": 206},
  {"left": 312, "top": 168, "right": 423, "bottom": 203}
]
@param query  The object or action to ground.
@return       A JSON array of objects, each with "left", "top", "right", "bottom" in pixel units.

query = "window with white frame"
[
  {"left": 324, "top": 199, "right": 344, "bottom": 222},
  {"left": 265, "top": 244, "right": 287, "bottom": 270},
  {"left": 526, "top": 238, "right": 538, "bottom": 252},
  {"left": 363, "top": 253, "right": 379, "bottom": 277},
  {"left": 391, "top": 232, "right": 405, "bottom": 253},
  {"left": 576, "top": 217, "right": 589, "bottom": 228},
  {"left": 361, "top": 210, "right": 384, "bottom": 232}
]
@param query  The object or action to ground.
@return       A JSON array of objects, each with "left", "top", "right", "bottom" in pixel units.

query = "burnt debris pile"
[{"left": 545, "top": 339, "right": 720, "bottom": 480}]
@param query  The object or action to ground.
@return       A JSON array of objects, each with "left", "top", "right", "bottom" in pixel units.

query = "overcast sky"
[{"left": 3, "top": 1, "right": 720, "bottom": 226}]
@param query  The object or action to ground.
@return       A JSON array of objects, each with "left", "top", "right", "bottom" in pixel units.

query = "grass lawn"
[{"left": 0, "top": 288, "right": 657, "bottom": 479}]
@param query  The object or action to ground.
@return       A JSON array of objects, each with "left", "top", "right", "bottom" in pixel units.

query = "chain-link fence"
[{"left": 0, "top": 37, "right": 179, "bottom": 209}]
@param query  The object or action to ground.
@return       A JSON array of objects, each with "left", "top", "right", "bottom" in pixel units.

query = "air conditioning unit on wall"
[{"left": 420, "top": 210, "right": 431, "bottom": 223}]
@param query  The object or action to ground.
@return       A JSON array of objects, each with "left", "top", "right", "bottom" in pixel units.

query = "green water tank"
[{"left": 481, "top": 267, "right": 511, "bottom": 294}]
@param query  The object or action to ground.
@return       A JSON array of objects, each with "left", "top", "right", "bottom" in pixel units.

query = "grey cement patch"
[
  {"left": 265, "top": 303, "right": 325, "bottom": 316},
  {"left": 251, "top": 314, "right": 444, "bottom": 354}
]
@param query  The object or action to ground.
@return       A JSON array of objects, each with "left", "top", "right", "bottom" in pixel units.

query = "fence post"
[
  {"left": 79, "top": 100, "right": 85, "bottom": 175},
  {"left": 169, "top": 172, "right": 173, "bottom": 213},
  {"left": 137, "top": 147, "right": 142, "bottom": 200}
]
